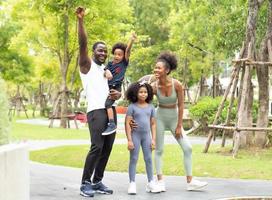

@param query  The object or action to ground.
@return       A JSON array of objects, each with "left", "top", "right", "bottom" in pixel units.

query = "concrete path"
[
  {"left": 30, "top": 162, "right": 272, "bottom": 200},
  {"left": 19, "top": 117, "right": 272, "bottom": 199}
]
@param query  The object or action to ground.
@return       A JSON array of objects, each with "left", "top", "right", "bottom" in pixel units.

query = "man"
[{"left": 76, "top": 7, "right": 121, "bottom": 197}]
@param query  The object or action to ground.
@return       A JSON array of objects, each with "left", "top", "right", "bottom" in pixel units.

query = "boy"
[{"left": 102, "top": 33, "right": 137, "bottom": 135}]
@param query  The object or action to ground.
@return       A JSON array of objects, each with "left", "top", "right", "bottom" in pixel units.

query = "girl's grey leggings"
[
  {"left": 129, "top": 131, "right": 153, "bottom": 182},
  {"left": 155, "top": 108, "right": 192, "bottom": 176}
]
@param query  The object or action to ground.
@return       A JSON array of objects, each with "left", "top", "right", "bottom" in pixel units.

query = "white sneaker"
[
  {"left": 128, "top": 182, "right": 136, "bottom": 195},
  {"left": 146, "top": 180, "right": 161, "bottom": 193},
  {"left": 157, "top": 180, "right": 166, "bottom": 192},
  {"left": 187, "top": 179, "right": 208, "bottom": 191}
]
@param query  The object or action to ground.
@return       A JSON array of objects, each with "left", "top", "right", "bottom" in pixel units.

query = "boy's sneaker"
[
  {"left": 146, "top": 180, "right": 161, "bottom": 193},
  {"left": 157, "top": 179, "right": 166, "bottom": 192},
  {"left": 80, "top": 181, "right": 95, "bottom": 197},
  {"left": 92, "top": 182, "right": 113, "bottom": 194},
  {"left": 187, "top": 179, "right": 208, "bottom": 191},
  {"left": 102, "top": 122, "right": 117, "bottom": 135},
  {"left": 128, "top": 182, "right": 137, "bottom": 195}
]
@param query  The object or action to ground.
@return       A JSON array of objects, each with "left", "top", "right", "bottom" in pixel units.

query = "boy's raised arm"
[
  {"left": 76, "top": 7, "right": 91, "bottom": 74},
  {"left": 125, "top": 32, "right": 137, "bottom": 62}
]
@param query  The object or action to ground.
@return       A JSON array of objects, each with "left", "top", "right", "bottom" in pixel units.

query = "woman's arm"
[
  {"left": 175, "top": 79, "right": 184, "bottom": 138},
  {"left": 150, "top": 117, "right": 156, "bottom": 150}
]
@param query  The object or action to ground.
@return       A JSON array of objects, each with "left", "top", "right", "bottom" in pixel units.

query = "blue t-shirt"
[
  {"left": 126, "top": 103, "right": 155, "bottom": 133},
  {"left": 107, "top": 60, "right": 129, "bottom": 86}
]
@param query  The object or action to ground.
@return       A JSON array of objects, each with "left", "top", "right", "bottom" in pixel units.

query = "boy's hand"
[
  {"left": 128, "top": 141, "right": 134, "bottom": 150},
  {"left": 109, "top": 89, "right": 121, "bottom": 100},
  {"left": 130, "top": 32, "right": 137, "bottom": 41},
  {"left": 151, "top": 139, "right": 156, "bottom": 150},
  {"left": 104, "top": 69, "right": 113, "bottom": 80},
  {"left": 76, "top": 7, "right": 85, "bottom": 19}
]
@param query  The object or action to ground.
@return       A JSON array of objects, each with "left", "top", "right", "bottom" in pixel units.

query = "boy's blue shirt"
[{"left": 107, "top": 59, "right": 129, "bottom": 86}]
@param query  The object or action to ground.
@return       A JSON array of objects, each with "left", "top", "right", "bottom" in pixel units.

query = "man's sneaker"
[
  {"left": 146, "top": 180, "right": 161, "bottom": 193},
  {"left": 102, "top": 122, "right": 116, "bottom": 135},
  {"left": 80, "top": 181, "right": 95, "bottom": 197},
  {"left": 157, "top": 179, "right": 166, "bottom": 192},
  {"left": 92, "top": 182, "right": 113, "bottom": 194},
  {"left": 128, "top": 181, "right": 136, "bottom": 195},
  {"left": 187, "top": 179, "right": 208, "bottom": 191}
]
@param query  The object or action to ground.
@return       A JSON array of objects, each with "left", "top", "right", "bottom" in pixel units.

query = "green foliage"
[
  {"left": 189, "top": 96, "right": 258, "bottom": 125},
  {"left": 0, "top": 78, "right": 10, "bottom": 145},
  {"left": 189, "top": 97, "right": 226, "bottom": 124},
  {"left": 129, "top": 0, "right": 171, "bottom": 44},
  {"left": 128, "top": 44, "right": 162, "bottom": 81}
]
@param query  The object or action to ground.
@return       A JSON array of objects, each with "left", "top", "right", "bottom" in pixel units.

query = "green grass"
[
  {"left": 30, "top": 144, "right": 272, "bottom": 180},
  {"left": 10, "top": 121, "right": 126, "bottom": 140}
]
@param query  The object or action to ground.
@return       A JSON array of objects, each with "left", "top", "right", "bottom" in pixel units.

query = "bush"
[
  {"left": 189, "top": 96, "right": 258, "bottom": 126},
  {"left": 0, "top": 78, "right": 10, "bottom": 145}
]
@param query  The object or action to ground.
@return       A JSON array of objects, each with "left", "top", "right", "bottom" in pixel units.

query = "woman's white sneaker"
[
  {"left": 128, "top": 182, "right": 136, "bottom": 195},
  {"left": 157, "top": 180, "right": 166, "bottom": 192},
  {"left": 146, "top": 180, "right": 161, "bottom": 193},
  {"left": 187, "top": 179, "right": 208, "bottom": 191}
]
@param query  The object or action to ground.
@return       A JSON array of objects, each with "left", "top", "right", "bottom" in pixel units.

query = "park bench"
[{"left": 48, "top": 111, "right": 87, "bottom": 129}]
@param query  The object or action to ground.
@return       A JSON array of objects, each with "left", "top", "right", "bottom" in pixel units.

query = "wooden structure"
[{"left": 203, "top": 41, "right": 272, "bottom": 156}]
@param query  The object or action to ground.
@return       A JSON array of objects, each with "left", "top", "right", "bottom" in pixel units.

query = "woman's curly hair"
[
  {"left": 126, "top": 82, "right": 153, "bottom": 103},
  {"left": 156, "top": 51, "right": 178, "bottom": 74}
]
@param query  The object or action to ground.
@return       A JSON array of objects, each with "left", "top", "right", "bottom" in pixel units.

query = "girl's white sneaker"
[
  {"left": 128, "top": 182, "right": 136, "bottom": 195},
  {"left": 187, "top": 179, "right": 208, "bottom": 191},
  {"left": 157, "top": 179, "right": 166, "bottom": 192},
  {"left": 146, "top": 180, "right": 161, "bottom": 193}
]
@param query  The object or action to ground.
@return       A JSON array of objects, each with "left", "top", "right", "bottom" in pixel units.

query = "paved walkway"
[
  {"left": 30, "top": 162, "right": 272, "bottom": 200},
  {"left": 18, "top": 118, "right": 272, "bottom": 199}
]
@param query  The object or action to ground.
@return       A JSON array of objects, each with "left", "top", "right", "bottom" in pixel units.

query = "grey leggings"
[
  {"left": 129, "top": 131, "right": 153, "bottom": 182},
  {"left": 155, "top": 108, "right": 192, "bottom": 176}
]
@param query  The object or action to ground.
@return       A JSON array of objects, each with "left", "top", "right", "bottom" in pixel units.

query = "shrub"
[
  {"left": 0, "top": 78, "right": 10, "bottom": 145},
  {"left": 189, "top": 96, "right": 258, "bottom": 127}
]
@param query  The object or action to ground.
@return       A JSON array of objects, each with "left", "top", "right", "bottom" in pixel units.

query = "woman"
[{"left": 140, "top": 51, "right": 208, "bottom": 192}]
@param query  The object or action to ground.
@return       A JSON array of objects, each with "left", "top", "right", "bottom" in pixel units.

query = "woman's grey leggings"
[
  {"left": 129, "top": 131, "right": 153, "bottom": 182},
  {"left": 155, "top": 108, "right": 192, "bottom": 176}
]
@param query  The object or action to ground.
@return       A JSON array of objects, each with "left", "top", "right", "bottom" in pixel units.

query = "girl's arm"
[
  {"left": 150, "top": 117, "right": 156, "bottom": 150},
  {"left": 125, "top": 33, "right": 137, "bottom": 62},
  {"left": 175, "top": 79, "right": 184, "bottom": 139},
  {"left": 125, "top": 115, "right": 134, "bottom": 150}
]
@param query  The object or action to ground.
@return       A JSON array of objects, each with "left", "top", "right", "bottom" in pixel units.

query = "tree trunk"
[
  {"left": 255, "top": 0, "right": 272, "bottom": 147},
  {"left": 60, "top": 10, "right": 70, "bottom": 128},
  {"left": 234, "top": 0, "right": 260, "bottom": 149}
]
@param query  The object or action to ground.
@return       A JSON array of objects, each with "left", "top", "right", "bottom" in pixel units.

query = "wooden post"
[
  {"left": 221, "top": 66, "right": 241, "bottom": 147},
  {"left": 203, "top": 65, "right": 239, "bottom": 152},
  {"left": 204, "top": 44, "right": 245, "bottom": 153}
]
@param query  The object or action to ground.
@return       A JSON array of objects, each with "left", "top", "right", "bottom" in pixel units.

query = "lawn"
[
  {"left": 30, "top": 144, "right": 272, "bottom": 180},
  {"left": 10, "top": 121, "right": 126, "bottom": 140}
]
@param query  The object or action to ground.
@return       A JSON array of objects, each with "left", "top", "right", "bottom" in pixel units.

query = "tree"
[{"left": 10, "top": 0, "right": 133, "bottom": 127}]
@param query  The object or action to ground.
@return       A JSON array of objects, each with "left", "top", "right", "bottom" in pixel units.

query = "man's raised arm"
[{"left": 76, "top": 7, "right": 91, "bottom": 74}]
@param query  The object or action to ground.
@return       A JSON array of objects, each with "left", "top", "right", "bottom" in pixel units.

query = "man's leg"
[
  {"left": 92, "top": 107, "right": 117, "bottom": 194},
  {"left": 81, "top": 109, "right": 108, "bottom": 183}
]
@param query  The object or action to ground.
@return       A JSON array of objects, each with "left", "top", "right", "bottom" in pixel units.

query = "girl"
[{"left": 125, "top": 82, "right": 160, "bottom": 195}]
